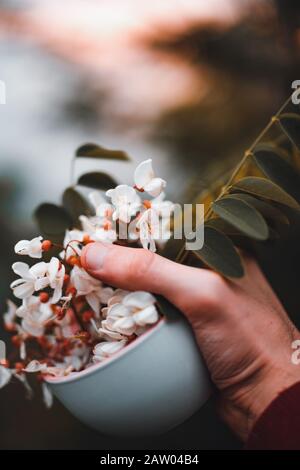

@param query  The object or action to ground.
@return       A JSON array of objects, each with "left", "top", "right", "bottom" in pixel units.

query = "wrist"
[
  {"left": 221, "top": 361, "right": 300, "bottom": 441},
  {"left": 234, "top": 364, "right": 300, "bottom": 441}
]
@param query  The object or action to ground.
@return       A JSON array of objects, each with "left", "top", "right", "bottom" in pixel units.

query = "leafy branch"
[{"left": 173, "top": 94, "right": 300, "bottom": 278}]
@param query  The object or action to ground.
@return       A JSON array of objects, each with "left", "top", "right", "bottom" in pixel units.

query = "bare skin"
[{"left": 81, "top": 242, "right": 300, "bottom": 441}]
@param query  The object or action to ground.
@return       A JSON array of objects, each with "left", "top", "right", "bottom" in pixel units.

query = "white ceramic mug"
[{"left": 46, "top": 305, "right": 211, "bottom": 437}]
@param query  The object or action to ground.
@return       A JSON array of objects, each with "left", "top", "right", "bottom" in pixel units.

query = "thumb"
[{"left": 80, "top": 242, "right": 216, "bottom": 315}]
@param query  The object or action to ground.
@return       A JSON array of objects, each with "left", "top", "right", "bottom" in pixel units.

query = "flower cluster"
[{"left": 1, "top": 159, "right": 174, "bottom": 406}]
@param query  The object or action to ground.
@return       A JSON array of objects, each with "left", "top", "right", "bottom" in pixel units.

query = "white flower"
[
  {"left": 98, "top": 319, "right": 127, "bottom": 341},
  {"left": 14, "top": 236, "right": 43, "bottom": 259},
  {"left": 105, "top": 304, "right": 136, "bottom": 336},
  {"left": 16, "top": 295, "right": 40, "bottom": 318},
  {"left": 24, "top": 360, "right": 72, "bottom": 379},
  {"left": 93, "top": 339, "right": 127, "bottom": 363},
  {"left": 106, "top": 185, "right": 141, "bottom": 223},
  {"left": 24, "top": 360, "right": 48, "bottom": 373},
  {"left": 107, "top": 289, "right": 130, "bottom": 307},
  {"left": 62, "top": 229, "right": 85, "bottom": 258},
  {"left": 47, "top": 257, "right": 65, "bottom": 303},
  {"left": 70, "top": 265, "right": 114, "bottom": 315},
  {"left": 136, "top": 208, "right": 160, "bottom": 252},
  {"left": 123, "top": 291, "right": 159, "bottom": 326},
  {"left": 63, "top": 344, "right": 89, "bottom": 371},
  {"left": 0, "top": 366, "right": 12, "bottom": 388},
  {"left": 3, "top": 299, "right": 17, "bottom": 329},
  {"left": 79, "top": 216, "right": 117, "bottom": 244},
  {"left": 17, "top": 297, "right": 53, "bottom": 337},
  {"left": 134, "top": 159, "right": 166, "bottom": 197},
  {"left": 10, "top": 262, "right": 48, "bottom": 299},
  {"left": 89, "top": 191, "right": 113, "bottom": 219},
  {"left": 92, "top": 228, "right": 117, "bottom": 244},
  {"left": 151, "top": 192, "right": 174, "bottom": 218}
]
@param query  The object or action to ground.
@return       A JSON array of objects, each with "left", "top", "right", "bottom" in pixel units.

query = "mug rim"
[{"left": 45, "top": 317, "right": 166, "bottom": 385}]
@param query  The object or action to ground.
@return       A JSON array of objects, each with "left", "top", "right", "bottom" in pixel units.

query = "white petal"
[
  {"left": 12, "top": 262, "right": 31, "bottom": 278},
  {"left": 100, "top": 287, "right": 114, "bottom": 304},
  {"left": 107, "top": 290, "right": 130, "bottom": 306},
  {"left": 113, "top": 316, "right": 136, "bottom": 335},
  {"left": 51, "top": 285, "right": 62, "bottom": 304},
  {"left": 93, "top": 339, "right": 127, "bottom": 357},
  {"left": 22, "top": 318, "right": 44, "bottom": 337},
  {"left": 42, "top": 382, "right": 54, "bottom": 408},
  {"left": 14, "top": 240, "right": 30, "bottom": 255},
  {"left": 123, "top": 291, "right": 156, "bottom": 309},
  {"left": 24, "top": 360, "right": 47, "bottom": 373},
  {"left": 98, "top": 323, "right": 125, "bottom": 341},
  {"left": 3, "top": 299, "right": 17, "bottom": 324},
  {"left": 47, "top": 257, "right": 59, "bottom": 283},
  {"left": 86, "top": 292, "right": 101, "bottom": 314},
  {"left": 106, "top": 188, "right": 114, "bottom": 198},
  {"left": 20, "top": 341, "right": 26, "bottom": 360},
  {"left": 144, "top": 177, "right": 166, "bottom": 197},
  {"left": 133, "top": 304, "right": 159, "bottom": 326},
  {"left": 134, "top": 159, "right": 154, "bottom": 189},
  {"left": 0, "top": 366, "right": 12, "bottom": 388},
  {"left": 118, "top": 205, "right": 132, "bottom": 224},
  {"left": 89, "top": 191, "right": 105, "bottom": 210},
  {"left": 12, "top": 281, "right": 35, "bottom": 299},
  {"left": 28, "top": 237, "right": 43, "bottom": 258},
  {"left": 148, "top": 237, "right": 157, "bottom": 252},
  {"left": 34, "top": 277, "right": 50, "bottom": 291},
  {"left": 30, "top": 261, "right": 47, "bottom": 279},
  {"left": 108, "top": 303, "right": 131, "bottom": 318}
]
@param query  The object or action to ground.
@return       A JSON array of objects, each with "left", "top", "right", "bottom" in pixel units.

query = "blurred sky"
[{"left": 0, "top": 0, "right": 242, "bottom": 229}]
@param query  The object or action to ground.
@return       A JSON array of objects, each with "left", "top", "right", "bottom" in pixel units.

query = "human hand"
[{"left": 81, "top": 242, "right": 300, "bottom": 441}]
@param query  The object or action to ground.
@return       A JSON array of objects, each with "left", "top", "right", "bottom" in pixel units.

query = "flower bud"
[
  {"left": 41, "top": 240, "right": 52, "bottom": 252},
  {"left": 82, "top": 235, "right": 91, "bottom": 245},
  {"left": 67, "top": 256, "right": 81, "bottom": 267},
  {"left": 39, "top": 292, "right": 49, "bottom": 303},
  {"left": 82, "top": 310, "right": 94, "bottom": 322},
  {"left": 55, "top": 307, "right": 66, "bottom": 321},
  {"left": 11, "top": 335, "right": 21, "bottom": 347},
  {"left": 143, "top": 200, "right": 152, "bottom": 209},
  {"left": 66, "top": 286, "right": 77, "bottom": 297},
  {"left": 103, "top": 220, "right": 112, "bottom": 231},
  {"left": 15, "top": 362, "right": 24, "bottom": 373}
]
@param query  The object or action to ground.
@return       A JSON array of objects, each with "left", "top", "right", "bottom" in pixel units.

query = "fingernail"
[{"left": 82, "top": 242, "right": 109, "bottom": 272}]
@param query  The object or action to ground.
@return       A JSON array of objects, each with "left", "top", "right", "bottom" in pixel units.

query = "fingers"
[{"left": 80, "top": 242, "right": 217, "bottom": 315}]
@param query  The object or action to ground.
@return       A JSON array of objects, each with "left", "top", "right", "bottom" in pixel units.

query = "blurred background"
[{"left": 0, "top": 0, "right": 300, "bottom": 450}]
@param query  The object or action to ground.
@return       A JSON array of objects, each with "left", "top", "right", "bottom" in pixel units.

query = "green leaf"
[
  {"left": 77, "top": 172, "right": 118, "bottom": 191},
  {"left": 228, "top": 193, "right": 289, "bottom": 226},
  {"left": 278, "top": 113, "right": 300, "bottom": 150},
  {"left": 252, "top": 145, "right": 300, "bottom": 202},
  {"left": 212, "top": 196, "right": 269, "bottom": 240},
  {"left": 62, "top": 187, "right": 92, "bottom": 226},
  {"left": 231, "top": 177, "right": 300, "bottom": 210},
  {"left": 161, "top": 237, "right": 185, "bottom": 261},
  {"left": 34, "top": 203, "right": 72, "bottom": 242},
  {"left": 206, "top": 217, "right": 242, "bottom": 236},
  {"left": 193, "top": 225, "right": 244, "bottom": 278},
  {"left": 75, "top": 143, "right": 130, "bottom": 160}
]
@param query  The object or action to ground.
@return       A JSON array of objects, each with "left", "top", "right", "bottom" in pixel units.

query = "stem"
[{"left": 176, "top": 94, "right": 292, "bottom": 264}]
